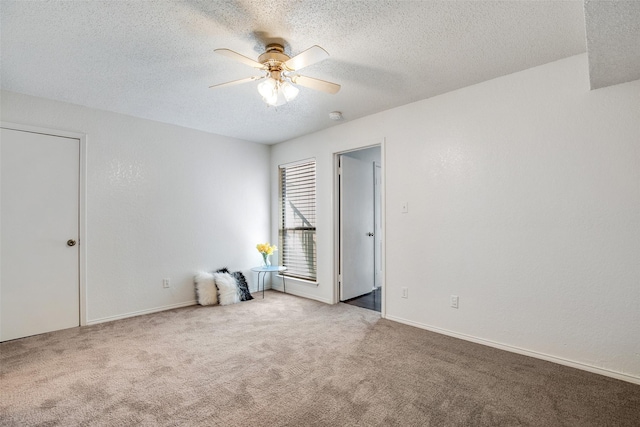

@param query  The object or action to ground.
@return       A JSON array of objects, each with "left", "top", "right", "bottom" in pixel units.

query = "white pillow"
[
  {"left": 194, "top": 272, "right": 218, "bottom": 305},
  {"left": 213, "top": 272, "right": 240, "bottom": 305}
]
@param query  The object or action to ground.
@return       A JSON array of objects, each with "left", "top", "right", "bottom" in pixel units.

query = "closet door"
[{"left": 1, "top": 127, "right": 80, "bottom": 341}]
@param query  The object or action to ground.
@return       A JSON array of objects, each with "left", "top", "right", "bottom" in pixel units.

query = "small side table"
[{"left": 250, "top": 266, "right": 287, "bottom": 298}]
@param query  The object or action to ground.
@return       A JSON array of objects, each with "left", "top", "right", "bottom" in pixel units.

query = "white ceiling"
[
  {"left": 0, "top": 1, "right": 637, "bottom": 144},
  {"left": 584, "top": 0, "right": 640, "bottom": 90}
]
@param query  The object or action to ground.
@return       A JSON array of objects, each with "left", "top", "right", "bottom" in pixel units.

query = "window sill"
[{"left": 278, "top": 274, "right": 318, "bottom": 286}]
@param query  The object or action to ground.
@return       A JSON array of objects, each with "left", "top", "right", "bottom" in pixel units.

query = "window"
[{"left": 279, "top": 160, "right": 316, "bottom": 281}]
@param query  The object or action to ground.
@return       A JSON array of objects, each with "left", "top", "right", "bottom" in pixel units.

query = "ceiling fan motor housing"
[{"left": 259, "top": 44, "right": 291, "bottom": 71}]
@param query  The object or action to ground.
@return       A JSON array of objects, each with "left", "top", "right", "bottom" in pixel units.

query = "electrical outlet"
[
  {"left": 401, "top": 287, "right": 408, "bottom": 298},
  {"left": 450, "top": 295, "right": 459, "bottom": 309},
  {"left": 163, "top": 278, "right": 170, "bottom": 289}
]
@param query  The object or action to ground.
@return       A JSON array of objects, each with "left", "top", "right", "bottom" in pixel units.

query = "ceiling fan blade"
[
  {"left": 284, "top": 45, "right": 329, "bottom": 71},
  {"left": 291, "top": 75, "right": 341, "bottom": 94},
  {"left": 209, "top": 75, "right": 264, "bottom": 90},
  {"left": 214, "top": 48, "right": 265, "bottom": 69}
]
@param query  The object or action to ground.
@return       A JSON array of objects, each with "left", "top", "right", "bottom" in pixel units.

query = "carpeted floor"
[{"left": 1, "top": 291, "right": 639, "bottom": 426}]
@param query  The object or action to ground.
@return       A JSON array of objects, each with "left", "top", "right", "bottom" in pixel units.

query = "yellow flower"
[{"left": 256, "top": 242, "right": 277, "bottom": 255}]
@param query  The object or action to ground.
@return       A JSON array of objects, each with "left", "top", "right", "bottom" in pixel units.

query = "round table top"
[{"left": 250, "top": 265, "right": 287, "bottom": 273}]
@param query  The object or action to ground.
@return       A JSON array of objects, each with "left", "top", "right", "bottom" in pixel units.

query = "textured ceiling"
[
  {"left": 585, "top": 0, "right": 640, "bottom": 90},
  {"left": 0, "top": 1, "right": 634, "bottom": 144}
]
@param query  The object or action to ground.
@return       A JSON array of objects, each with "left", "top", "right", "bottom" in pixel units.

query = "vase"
[{"left": 262, "top": 253, "right": 271, "bottom": 267}]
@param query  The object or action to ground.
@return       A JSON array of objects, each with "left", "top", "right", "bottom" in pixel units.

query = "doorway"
[
  {"left": 338, "top": 146, "right": 382, "bottom": 312},
  {"left": 1, "top": 124, "right": 85, "bottom": 341}
]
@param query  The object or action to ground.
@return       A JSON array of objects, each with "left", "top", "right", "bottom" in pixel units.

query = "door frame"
[
  {"left": 1, "top": 121, "right": 88, "bottom": 326},
  {"left": 333, "top": 139, "right": 386, "bottom": 317}
]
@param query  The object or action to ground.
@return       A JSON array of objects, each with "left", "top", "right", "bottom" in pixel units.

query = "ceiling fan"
[{"left": 210, "top": 43, "right": 341, "bottom": 106}]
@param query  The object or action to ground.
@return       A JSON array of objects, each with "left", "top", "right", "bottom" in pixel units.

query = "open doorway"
[{"left": 337, "top": 146, "right": 382, "bottom": 312}]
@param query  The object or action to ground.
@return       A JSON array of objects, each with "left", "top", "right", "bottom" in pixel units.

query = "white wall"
[
  {"left": 270, "top": 54, "right": 640, "bottom": 381},
  {"left": 1, "top": 90, "right": 270, "bottom": 323}
]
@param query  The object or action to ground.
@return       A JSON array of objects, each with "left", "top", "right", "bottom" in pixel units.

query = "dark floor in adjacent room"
[{"left": 343, "top": 287, "right": 381, "bottom": 312}]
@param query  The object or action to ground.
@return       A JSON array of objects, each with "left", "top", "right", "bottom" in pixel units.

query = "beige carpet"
[{"left": 1, "top": 291, "right": 639, "bottom": 426}]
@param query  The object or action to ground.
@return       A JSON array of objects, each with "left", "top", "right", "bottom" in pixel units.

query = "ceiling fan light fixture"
[
  {"left": 257, "top": 78, "right": 277, "bottom": 100},
  {"left": 257, "top": 77, "right": 299, "bottom": 106},
  {"left": 281, "top": 80, "right": 299, "bottom": 101}
]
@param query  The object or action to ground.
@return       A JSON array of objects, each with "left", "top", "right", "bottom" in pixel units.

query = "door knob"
[
  {"left": 367, "top": 232, "right": 374, "bottom": 237},
  {"left": 67, "top": 239, "right": 77, "bottom": 247}
]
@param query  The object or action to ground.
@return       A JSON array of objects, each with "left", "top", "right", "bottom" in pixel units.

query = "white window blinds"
[{"left": 279, "top": 160, "right": 317, "bottom": 281}]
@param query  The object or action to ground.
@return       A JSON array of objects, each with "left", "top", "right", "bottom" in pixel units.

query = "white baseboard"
[
  {"left": 87, "top": 300, "right": 197, "bottom": 325},
  {"left": 384, "top": 314, "right": 640, "bottom": 386}
]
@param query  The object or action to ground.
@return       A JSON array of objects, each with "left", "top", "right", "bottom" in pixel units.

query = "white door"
[
  {"left": 340, "top": 155, "right": 375, "bottom": 300},
  {"left": 1, "top": 128, "right": 80, "bottom": 341}
]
